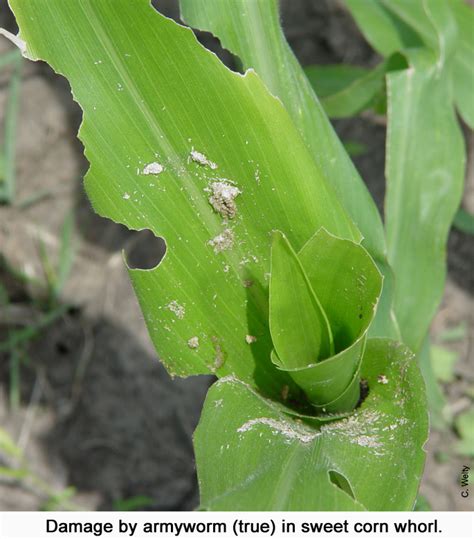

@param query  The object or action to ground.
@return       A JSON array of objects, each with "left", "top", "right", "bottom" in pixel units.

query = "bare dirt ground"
[{"left": 0, "top": 0, "right": 472, "bottom": 511}]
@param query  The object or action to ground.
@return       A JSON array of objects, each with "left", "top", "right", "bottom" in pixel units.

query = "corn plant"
[{"left": 4, "top": 0, "right": 470, "bottom": 510}]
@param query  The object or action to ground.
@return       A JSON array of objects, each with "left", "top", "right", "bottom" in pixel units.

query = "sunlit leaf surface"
[
  {"left": 345, "top": 0, "right": 466, "bottom": 352},
  {"left": 11, "top": 0, "right": 363, "bottom": 398},
  {"left": 195, "top": 339, "right": 428, "bottom": 511}
]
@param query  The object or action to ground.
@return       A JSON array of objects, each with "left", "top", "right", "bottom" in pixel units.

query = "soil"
[{"left": 0, "top": 0, "right": 472, "bottom": 511}]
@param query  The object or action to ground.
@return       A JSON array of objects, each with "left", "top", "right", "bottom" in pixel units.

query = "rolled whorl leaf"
[{"left": 269, "top": 229, "right": 383, "bottom": 412}]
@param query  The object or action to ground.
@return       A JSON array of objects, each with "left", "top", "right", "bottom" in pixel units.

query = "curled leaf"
[{"left": 269, "top": 229, "right": 382, "bottom": 412}]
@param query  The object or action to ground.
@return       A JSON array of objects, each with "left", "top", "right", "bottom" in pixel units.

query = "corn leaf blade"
[
  {"left": 10, "top": 0, "right": 362, "bottom": 397},
  {"left": 195, "top": 338, "right": 428, "bottom": 511},
  {"left": 269, "top": 231, "right": 333, "bottom": 370},
  {"left": 451, "top": 0, "right": 474, "bottom": 128},
  {"left": 180, "top": 0, "right": 386, "bottom": 261},
  {"left": 343, "top": 0, "right": 423, "bottom": 56},
  {"left": 270, "top": 229, "right": 383, "bottom": 412},
  {"left": 345, "top": 0, "right": 466, "bottom": 352},
  {"left": 305, "top": 55, "right": 407, "bottom": 119},
  {"left": 385, "top": 52, "right": 464, "bottom": 351}
]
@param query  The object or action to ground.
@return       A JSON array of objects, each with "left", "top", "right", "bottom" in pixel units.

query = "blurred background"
[{"left": 0, "top": 0, "right": 472, "bottom": 511}]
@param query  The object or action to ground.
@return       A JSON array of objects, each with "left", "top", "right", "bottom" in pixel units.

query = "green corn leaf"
[
  {"left": 414, "top": 495, "right": 432, "bottom": 511},
  {"left": 345, "top": 0, "right": 466, "bottom": 352},
  {"left": 194, "top": 338, "right": 428, "bottom": 511},
  {"left": 272, "top": 347, "right": 363, "bottom": 415},
  {"left": 269, "top": 229, "right": 382, "bottom": 413},
  {"left": 303, "top": 65, "right": 369, "bottom": 98},
  {"left": 451, "top": 0, "right": 474, "bottom": 129},
  {"left": 298, "top": 230, "right": 382, "bottom": 355},
  {"left": 292, "top": 229, "right": 382, "bottom": 411},
  {"left": 343, "top": 0, "right": 423, "bottom": 56},
  {"left": 180, "top": 0, "right": 401, "bottom": 346},
  {"left": 379, "top": 0, "right": 458, "bottom": 59},
  {"left": 9, "top": 0, "right": 363, "bottom": 399},
  {"left": 367, "top": 258, "right": 400, "bottom": 340},
  {"left": 385, "top": 49, "right": 464, "bottom": 352},
  {"left": 269, "top": 231, "right": 333, "bottom": 370},
  {"left": 180, "top": 0, "right": 386, "bottom": 263},
  {"left": 385, "top": 1, "right": 465, "bottom": 351},
  {"left": 270, "top": 229, "right": 382, "bottom": 413},
  {"left": 305, "top": 54, "right": 407, "bottom": 119},
  {"left": 305, "top": 63, "right": 383, "bottom": 118},
  {"left": 345, "top": 0, "right": 473, "bottom": 128},
  {"left": 7, "top": 0, "right": 432, "bottom": 513}
]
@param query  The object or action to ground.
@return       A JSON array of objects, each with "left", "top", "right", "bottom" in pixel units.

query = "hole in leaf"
[
  {"left": 150, "top": 1, "right": 242, "bottom": 72},
  {"left": 124, "top": 229, "right": 166, "bottom": 270},
  {"left": 55, "top": 341, "right": 70, "bottom": 355},
  {"left": 356, "top": 378, "right": 370, "bottom": 408},
  {"left": 328, "top": 470, "right": 355, "bottom": 500},
  {"left": 191, "top": 30, "right": 243, "bottom": 73}
]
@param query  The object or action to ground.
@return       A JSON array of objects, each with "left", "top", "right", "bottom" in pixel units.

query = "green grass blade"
[
  {"left": 53, "top": 211, "right": 75, "bottom": 299},
  {"left": 0, "top": 304, "right": 69, "bottom": 353},
  {"left": 0, "top": 54, "right": 21, "bottom": 204},
  {"left": 41, "top": 486, "right": 77, "bottom": 511},
  {"left": 0, "top": 48, "right": 21, "bottom": 70},
  {"left": 0, "top": 427, "right": 22, "bottom": 459},
  {"left": 113, "top": 495, "right": 154, "bottom": 511},
  {"left": 9, "top": 346, "right": 21, "bottom": 409}
]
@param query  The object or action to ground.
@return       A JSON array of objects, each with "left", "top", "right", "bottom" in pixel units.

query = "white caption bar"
[{"left": 0, "top": 511, "right": 472, "bottom": 539}]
